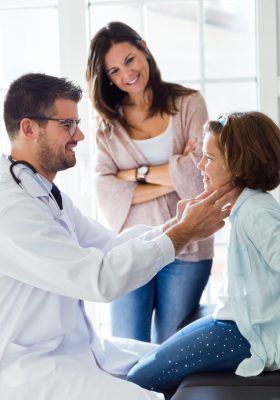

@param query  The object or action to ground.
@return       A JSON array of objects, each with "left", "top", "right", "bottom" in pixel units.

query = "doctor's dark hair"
[
  {"left": 86, "top": 21, "right": 196, "bottom": 128},
  {"left": 4, "top": 73, "right": 83, "bottom": 140},
  {"left": 204, "top": 111, "right": 280, "bottom": 191}
]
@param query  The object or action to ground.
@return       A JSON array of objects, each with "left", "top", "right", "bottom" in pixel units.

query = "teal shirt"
[{"left": 228, "top": 188, "right": 280, "bottom": 376}]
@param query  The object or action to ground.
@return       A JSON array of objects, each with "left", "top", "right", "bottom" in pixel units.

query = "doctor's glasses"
[{"left": 26, "top": 116, "right": 81, "bottom": 137}]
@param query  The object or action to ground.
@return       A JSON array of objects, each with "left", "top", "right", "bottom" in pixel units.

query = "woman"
[
  {"left": 126, "top": 111, "right": 280, "bottom": 393},
  {"left": 86, "top": 21, "right": 213, "bottom": 344}
]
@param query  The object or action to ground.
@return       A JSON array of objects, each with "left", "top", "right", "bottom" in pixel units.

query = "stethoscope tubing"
[
  {"left": 8, "top": 156, "right": 38, "bottom": 185},
  {"left": 8, "top": 156, "right": 63, "bottom": 215}
]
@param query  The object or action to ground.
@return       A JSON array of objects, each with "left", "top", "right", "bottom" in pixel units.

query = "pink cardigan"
[{"left": 94, "top": 92, "right": 213, "bottom": 261}]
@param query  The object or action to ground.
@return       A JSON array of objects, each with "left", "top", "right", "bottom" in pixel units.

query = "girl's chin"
[
  {"left": 203, "top": 181, "right": 211, "bottom": 190},
  {"left": 203, "top": 182, "right": 217, "bottom": 192}
]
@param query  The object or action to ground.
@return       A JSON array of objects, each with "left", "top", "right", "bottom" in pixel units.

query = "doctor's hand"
[{"left": 164, "top": 183, "right": 238, "bottom": 255}]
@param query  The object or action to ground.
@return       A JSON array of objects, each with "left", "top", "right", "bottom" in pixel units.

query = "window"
[{"left": 0, "top": 0, "right": 59, "bottom": 154}]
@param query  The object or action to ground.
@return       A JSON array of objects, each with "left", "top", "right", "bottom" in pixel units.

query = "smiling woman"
[{"left": 86, "top": 21, "right": 214, "bottom": 344}]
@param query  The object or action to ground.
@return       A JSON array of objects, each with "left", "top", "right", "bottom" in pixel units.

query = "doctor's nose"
[{"left": 72, "top": 126, "right": 85, "bottom": 142}]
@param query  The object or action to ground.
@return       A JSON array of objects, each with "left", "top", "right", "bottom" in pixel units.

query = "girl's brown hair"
[
  {"left": 204, "top": 111, "right": 280, "bottom": 191},
  {"left": 86, "top": 21, "right": 196, "bottom": 128}
]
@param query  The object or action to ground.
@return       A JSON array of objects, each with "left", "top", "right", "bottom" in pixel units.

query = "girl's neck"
[{"left": 231, "top": 186, "right": 244, "bottom": 206}]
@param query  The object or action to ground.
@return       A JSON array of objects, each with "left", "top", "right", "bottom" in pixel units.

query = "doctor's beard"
[{"left": 37, "top": 130, "right": 77, "bottom": 174}]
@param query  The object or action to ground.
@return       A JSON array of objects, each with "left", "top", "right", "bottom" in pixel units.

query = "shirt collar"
[{"left": 229, "top": 187, "right": 263, "bottom": 221}]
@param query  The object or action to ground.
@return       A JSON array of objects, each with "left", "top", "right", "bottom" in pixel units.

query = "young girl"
[{"left": 126, "top": 111, "right": 280, "bottom": 393}]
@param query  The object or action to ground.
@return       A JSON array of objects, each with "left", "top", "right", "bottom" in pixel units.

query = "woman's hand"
[{"left": 183, "top": 137, "right": 197, "bottom": 156}]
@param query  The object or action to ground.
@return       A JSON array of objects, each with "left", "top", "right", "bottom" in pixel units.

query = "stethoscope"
[{"left": 8, "top": 156, "right": 63, "bottom": 216}]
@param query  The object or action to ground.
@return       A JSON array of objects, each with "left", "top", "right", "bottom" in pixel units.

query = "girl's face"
[
  {"left": 104, "top": 41, "right": 150, "bottom": 95},
  {"left": 197, "top": 132, "right": 232, "bottom": 192}
]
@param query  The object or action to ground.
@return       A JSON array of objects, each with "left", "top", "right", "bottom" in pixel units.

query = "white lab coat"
[{"left": 0, "top": 155, "right": 175, "bottom": 400}]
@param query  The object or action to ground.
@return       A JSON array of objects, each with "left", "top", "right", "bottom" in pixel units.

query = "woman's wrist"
[
  {"left": 135, "top": 165, "right": 150, "bottom": 183},
  {"left": 117, "top": 168, "right": 136, "bottom": 181}
]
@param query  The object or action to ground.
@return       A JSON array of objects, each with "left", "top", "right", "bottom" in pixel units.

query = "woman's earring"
[{"left": 109, "top": 81, "right": 113, "bottom": 86}]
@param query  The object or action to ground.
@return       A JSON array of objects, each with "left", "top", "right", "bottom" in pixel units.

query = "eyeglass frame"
[{"left": 24, "top": 116, "right": 81, "bottom": 136}]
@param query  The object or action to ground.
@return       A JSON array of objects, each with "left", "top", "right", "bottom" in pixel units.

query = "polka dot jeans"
[{"left": 127, "top": 316, "right": 251, "bottom": 393}]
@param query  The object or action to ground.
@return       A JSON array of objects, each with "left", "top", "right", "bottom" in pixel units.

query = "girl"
[{"left": 126, "top": 111, "right": 280, "bottom": 393}]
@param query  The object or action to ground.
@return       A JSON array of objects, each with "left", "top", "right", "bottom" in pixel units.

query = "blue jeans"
[
  {"left": 127, "top": 316, "right": 251, "bottom": 393},
  {"left": 110, "top": 259, "right": 212, "bottom": 343}
]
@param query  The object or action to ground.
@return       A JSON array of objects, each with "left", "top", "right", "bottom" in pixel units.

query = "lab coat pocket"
[{"left": 0, "top": 341, "right": 56, "bottom": 387}]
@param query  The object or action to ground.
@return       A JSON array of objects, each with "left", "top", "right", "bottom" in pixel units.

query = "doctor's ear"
[{"left": 19, "top": 118, "right": 36, "bottom": 139}]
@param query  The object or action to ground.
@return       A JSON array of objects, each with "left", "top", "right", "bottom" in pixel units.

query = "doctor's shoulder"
[{"left": 0, "top": 180, "right": 27, "bottom": 212}]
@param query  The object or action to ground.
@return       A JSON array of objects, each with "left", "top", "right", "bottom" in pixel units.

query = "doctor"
[{"left": 0, "top": 73, "right": 235, "bottom": 400}]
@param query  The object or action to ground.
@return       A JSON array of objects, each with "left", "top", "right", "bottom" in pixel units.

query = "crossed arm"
[
  {"left": 117, "top": 163, "right": 174, "bottom": 204},
  {"left": 116, "top": 138, "right": 197, "bottom": 204}
]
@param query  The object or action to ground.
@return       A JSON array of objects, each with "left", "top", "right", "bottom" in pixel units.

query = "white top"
[
  {"left": 132, "top": 117, "right": 173, "bottom": 165},
  {"left": 0, "top": 154, "right": 175, "bottom": 400}
]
